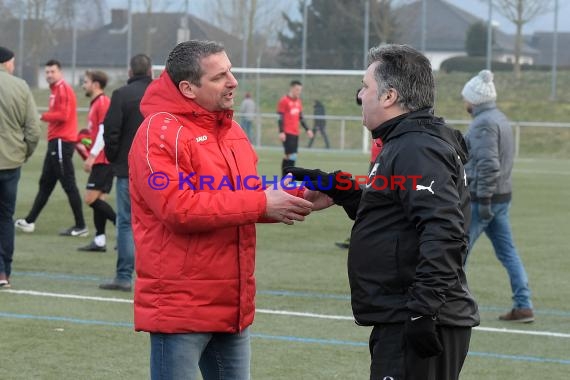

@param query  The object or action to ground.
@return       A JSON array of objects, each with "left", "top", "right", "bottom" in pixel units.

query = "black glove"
[
  {"left": 404, "top": 314, "right": 443, "bottom": 358},
  {"left": 478, "top": 199, "right": 494, "bottom": 221},
  {"left": 285, "top": 167, "right": 360, "bottom": 205}
]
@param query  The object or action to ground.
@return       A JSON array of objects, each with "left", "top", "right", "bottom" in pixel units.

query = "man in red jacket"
[
  {"left": 15, "top": 59, "right": 87, "bottom": 236},
  {"left": 129, "top": 40, "right": 324, "bottom": 380}
]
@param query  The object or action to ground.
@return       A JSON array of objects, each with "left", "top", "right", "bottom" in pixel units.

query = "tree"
[
  {"left": 278, "top": 0, "right": 400, "bottom": 69},
  {"left": 486, "top": 0, "right": 552, "bottom": 78},
  {"left": 206, "top": 0, "right": 286, "bottom": 67},
  {"left": 465, "top": 21, "right": 493, "bottom": 57}
]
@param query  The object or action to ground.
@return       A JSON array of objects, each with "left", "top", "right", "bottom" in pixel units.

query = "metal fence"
[{"left": 40, "top": 107, "right": 570, "bottom": 158}]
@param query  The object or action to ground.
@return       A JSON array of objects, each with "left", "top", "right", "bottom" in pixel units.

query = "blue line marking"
[
  {"left": 0, "top": 312, "right": 568, "bottom": 365},
  {"left": 11, "top": 270, "right": 570, "bottom": 317}
]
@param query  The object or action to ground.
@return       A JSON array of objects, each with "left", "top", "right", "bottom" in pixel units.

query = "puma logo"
[{"left": 416, "top": 180, "right": 434, "bottom": 194}]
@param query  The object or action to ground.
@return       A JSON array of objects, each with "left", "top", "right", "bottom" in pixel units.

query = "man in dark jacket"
[
  {"left": 462, "top": 70, "right": 534, "bottom": 323},
  {"left": 100, "top": 54, "right": 152, "bottom": 291},
  {"left": 290, "top": 44, "right": 479, "bottom": 380}
]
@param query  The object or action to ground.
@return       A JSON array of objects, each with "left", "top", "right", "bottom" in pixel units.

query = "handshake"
[{"left": 285, "top": 167, "right": 359, "bottom": 205}]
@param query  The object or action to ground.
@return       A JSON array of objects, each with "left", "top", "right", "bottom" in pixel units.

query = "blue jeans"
[
  {"left": 0, "top": 168, "right": 21, "bottom": 278},
  {"left": 150, "top": 328, "right": 251, "bottom": 380},
  {"left": 115, "top": 177, "right": 134, "bottom": 283},
  {"left": 468, "top": 201, "right": 533, "bottom": 309}
]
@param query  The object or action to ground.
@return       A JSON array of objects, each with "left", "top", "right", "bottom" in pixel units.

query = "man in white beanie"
[{"left": 462, "top": 69, "right": 534, "bottom": 322}]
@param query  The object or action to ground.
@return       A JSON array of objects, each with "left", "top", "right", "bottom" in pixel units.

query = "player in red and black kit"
[
  {"left": 77, "top": 70, "right": 116, "bottom": 252},
  {"left": 276, "top": 80, "right": 313, "bottom": 176},
  {"left": 15, "top": 60, "right": 87, "bottom": 236}
]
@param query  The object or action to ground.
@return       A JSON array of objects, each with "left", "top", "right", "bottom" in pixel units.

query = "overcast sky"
[
  {"left": 446, "top": 0, "right": 569, "bottom": 34},
  {"left": 112, "top": 0, "right": 569, "bottom": 35}
]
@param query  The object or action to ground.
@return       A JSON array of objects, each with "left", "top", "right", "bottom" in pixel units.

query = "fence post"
[
  {"left": 362, "top": 125, "right": 369, "bottom": 154},
  {"left": 514, "top": 122, "right": 520, "bottom": 158},
  {"left": 340, "top": 119, "right": 346, "bottom": 151}
]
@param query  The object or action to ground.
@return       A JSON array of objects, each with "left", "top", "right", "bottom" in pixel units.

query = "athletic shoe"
[
  {"left": 77, "top": 241, "right": 106, "bottom": 252},
  {"left": 0, "top": 280, "right": 11, "bottom": 289},
  {"left": 0, "top": 274, "right": 10, "bottom": 289},
  {"left": 335, "top": 237, "right": 350, "bottom": 249},
  {"left": 99, "top": 280, "right": 132, "bottom": 292},
  {"left": 499, "top": 308, "right": 535, "bottom": 323},
  {"left": 59, "top": 226, "right": 89, "bottom": 237},
  {"left": 14, "top": 219, "right": 35, "bottom": 233}
]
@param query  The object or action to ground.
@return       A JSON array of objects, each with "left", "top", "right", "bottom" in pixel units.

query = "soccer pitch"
[{"left": 1, "top": 143, "right": 569, "bottom": 379}]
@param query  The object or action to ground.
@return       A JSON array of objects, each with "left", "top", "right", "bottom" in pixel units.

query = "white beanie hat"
[{"left": 461, "top": 69, "right": 497, "bottom": 105}]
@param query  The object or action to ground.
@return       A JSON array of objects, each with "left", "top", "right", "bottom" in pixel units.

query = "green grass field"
[{"left": 1, "top": 143, "right": 569, "bottom": 379}]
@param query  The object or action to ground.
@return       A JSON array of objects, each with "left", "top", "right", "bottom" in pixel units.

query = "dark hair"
[
  {"left": 290, "top": 80, "right": 302, "bottom": 87},
  {"left": 367, "top": 44, "right": 434, "bottom": 112},
  {"left": 85, "top": 70, "right": 108, "bottom": 89},
  {"left": 45, "top": 59, "right": 61, "bottom": 68},
  {"left": 130, "top": 54, "right": 152, "bottom": 76},
  {"left": 165, "top": 40, "right": 225, "bottom": 86}
]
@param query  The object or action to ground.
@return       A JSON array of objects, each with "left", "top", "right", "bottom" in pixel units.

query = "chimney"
[{"left": 110, "top": 9, "right": 127, "bottom": 28}]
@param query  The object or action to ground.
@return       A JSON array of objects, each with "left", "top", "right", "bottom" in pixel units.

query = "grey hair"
[
  {"left": 165, "top": 40, "right": 225, "bottom": 86},
  {"left": 367, "top": 44, "right": 434, "bottom": 112}
]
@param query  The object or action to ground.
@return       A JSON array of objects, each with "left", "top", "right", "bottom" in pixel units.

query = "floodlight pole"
[
  {"left": 71, "top": 0, "right": 77, "bottom": 86},
  {"left": 363, "top": 0, "right": 370, "bottom": 69},
  {"left": 301, "top": 0, "right": 309, "bottom": 82},
  {"left": 486, "top": 0, "right": 493, "bottom": 70},
  {"left": 127, "top": 0, "right": 133, "bottom": 71},
  {"left": 17, "top": 0, "right": 25, "bottom": 77},
  {"left": 550, "top": 0, "right": 558, "bottom": 101},
  {"left": 420, "top": 0, "right": 426, "bottom": 53}
]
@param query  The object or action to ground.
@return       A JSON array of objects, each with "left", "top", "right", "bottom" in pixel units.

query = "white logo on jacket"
[
  {"left": 416, "top": 180, "right": 435, "bottom": 194},
  {"left": 365, "top": 162, "right": 380, "bottom": 189},
  {"left": 195, "top": 135, "right": 208, "bottom": 143}
]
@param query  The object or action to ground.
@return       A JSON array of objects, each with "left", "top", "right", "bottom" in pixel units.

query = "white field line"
[{"left": 5, "top": 289, "right": 570, "bottom": 339}]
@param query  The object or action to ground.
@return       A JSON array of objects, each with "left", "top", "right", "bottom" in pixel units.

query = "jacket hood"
[
  {"left": 140, "top": 71, "right": 234, "bottom": 129},
  {"left": 372, "top": 108, "right": 469, "bottom": 164}
]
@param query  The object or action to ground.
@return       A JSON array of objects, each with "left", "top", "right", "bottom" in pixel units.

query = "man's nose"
[{"left": 227, "top": 72, "right": 238, "bottom": 88}]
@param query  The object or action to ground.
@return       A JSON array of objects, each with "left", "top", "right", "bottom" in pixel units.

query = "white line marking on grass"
[
  {"left": 5, "top": 289, "right": 133, "bottom": 303},
  {"left": 5, "top": 290, "right": 570, "bottom": 339},
  {"left": 257, "top": 308, "right": 353, "bottom": 320}
]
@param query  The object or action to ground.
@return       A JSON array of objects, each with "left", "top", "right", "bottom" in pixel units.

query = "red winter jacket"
[
  {"left": 41, "top": 79, "right": 78, "bottom": 142},
  {"left": 130, "top": 71, "right": 287, "bottom": 334}
]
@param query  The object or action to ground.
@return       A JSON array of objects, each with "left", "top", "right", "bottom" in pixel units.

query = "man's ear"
[
  {"left": 382, "top": 88, "right": 398, "bottom": 107},
  {"left": 179, "top": 80, "right": 197, "bottom": 99}
]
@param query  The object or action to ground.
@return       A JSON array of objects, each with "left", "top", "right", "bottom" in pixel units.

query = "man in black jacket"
[
  {"left": 290, "top": 44, "right": 479, "bottom": 380},
  {"left": 100, "top": 54, "right": 152, "bottom": 291}
]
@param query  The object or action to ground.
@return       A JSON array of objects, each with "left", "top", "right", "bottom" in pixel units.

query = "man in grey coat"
[
  {"left": 0, "top": 46, "right": 41, "bottom": 288},
  {"left": 462, "top": 69, "right": 534, "bottom": 323}
]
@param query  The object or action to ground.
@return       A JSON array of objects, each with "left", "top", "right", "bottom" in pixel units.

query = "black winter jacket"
[
  {"left": 344, "top": 109, "right": 479, "bottom": 327},
  {"left": 103, "top": 75, "right": 152, "bottom": 178}
]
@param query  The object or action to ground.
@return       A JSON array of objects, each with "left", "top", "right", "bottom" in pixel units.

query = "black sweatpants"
[
  {"left": 369, "top": 323, "right": 471, "bottom": 380},
  {"left": 26, "top": 138, "right": 85, "bottom": 228}
]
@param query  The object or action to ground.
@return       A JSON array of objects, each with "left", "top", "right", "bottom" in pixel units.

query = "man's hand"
[
  {"left": 264, "top": 176, "right": 313, "bottom": 225},
  {"left": 278, "top": 132, "right": 286, "bottom": 142},
  {"left": 286, "top": 167, "right": 359, "bottom": 205},
  {"left": 478, "top": 199, "right": 494, "bottom": 221},
  {"left": 306, "top": 129, "right": 314, "bottom": 139},
  {"left": 404, "top": 314, "right": 443, "bottom": 358},
  {"left": 83, "top": 155, "right": 95, "bottom": 173},
  {"left": 303, "top": 189, "right": 334, "bottom": 211}
]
